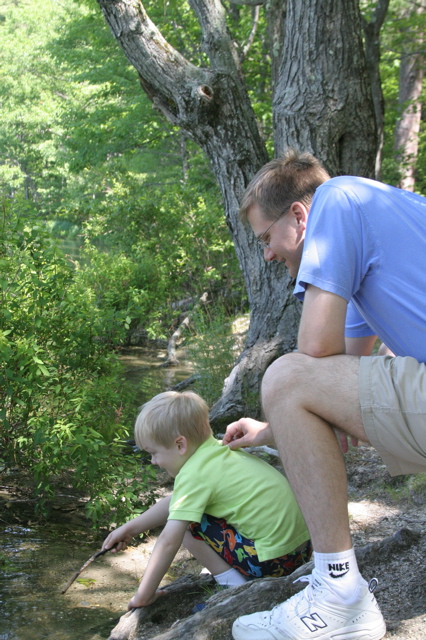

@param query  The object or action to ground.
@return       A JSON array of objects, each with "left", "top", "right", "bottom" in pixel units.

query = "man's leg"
[
  {"left": 262, "top": 352, "right": 365, "bottom": 553},
  {"left": 232, "top": 352, "right": 386, "bottom": 640}
]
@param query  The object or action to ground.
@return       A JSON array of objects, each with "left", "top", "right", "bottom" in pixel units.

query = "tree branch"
[
  {"left": 188, "top": 0, "right": 241, "bottom": 70},
  {"left": 240, "top": 5, "right": 260, "bottom": 63},
  {"left": 96, "top": 0, "right": 210, "bottom": 126},
  {"left": 162, "top": 292, "right": 209, "bottom": 366},
  {"left": 229, "top": 0, "right": 264, "bottom": 5}
]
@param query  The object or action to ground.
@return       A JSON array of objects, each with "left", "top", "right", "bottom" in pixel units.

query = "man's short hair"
[
  {"left": 239, "top": 148, "right": 330, "bottom": 223},
  {"left": 134, "top": 390, "right": 212, "bottom": 449}
]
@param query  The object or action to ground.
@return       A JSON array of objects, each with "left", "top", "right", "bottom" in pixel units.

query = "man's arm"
[
  {"left": 297, "top": 285, "right": 348, "bottom": 357},
  {"left": 222, "top": 417, "right": 274, "bottom": 449},
  {"left": 224, "top": 286, "right": 365, "bottom": 451},
  {"left": 128, "top": 519, "right": 189, "bottom": 609},
  {"left": 298, "top": 285, "right": 365, "bottom": 453}
]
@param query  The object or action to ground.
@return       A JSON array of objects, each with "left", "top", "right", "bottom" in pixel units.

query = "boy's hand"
[
  {"left": 128, "top": 589, "right": 167, "bottom": 610},
  {"left": 102, "top": 525, "right": 133, "bottom": 552},
  {"left": 223, "top": 418, "right": 274, "bottom": 449}
]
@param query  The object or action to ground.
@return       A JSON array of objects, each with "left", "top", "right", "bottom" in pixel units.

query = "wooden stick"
[{"left": 61, "top": 543, "right": 117, "bottom": 594}]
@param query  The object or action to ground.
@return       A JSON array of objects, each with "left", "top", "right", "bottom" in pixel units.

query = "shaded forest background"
[{"left": 1, "top": 0, "right": 425, "bottom": 526}]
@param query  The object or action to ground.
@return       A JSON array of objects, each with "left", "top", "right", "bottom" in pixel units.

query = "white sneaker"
[{"left": 232, "top": 573, "right": 386, "bottom": 640}]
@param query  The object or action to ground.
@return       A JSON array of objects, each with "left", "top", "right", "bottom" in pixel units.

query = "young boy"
[{"left": 102, "top": 391, "right": 311, "bottom": 610}]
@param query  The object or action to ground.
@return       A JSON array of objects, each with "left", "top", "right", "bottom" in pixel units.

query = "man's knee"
[{"left": 262, "top": 352, "right": 312, "bottom": 405}]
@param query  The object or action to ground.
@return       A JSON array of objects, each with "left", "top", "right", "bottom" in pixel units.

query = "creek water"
[{"left": 0, "top": 346, "right": 193, "bottom": 640}]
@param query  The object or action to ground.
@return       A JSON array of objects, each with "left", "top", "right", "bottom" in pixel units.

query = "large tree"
[{"left": 96, "top": 0, "right": 379, "bottom": 424}]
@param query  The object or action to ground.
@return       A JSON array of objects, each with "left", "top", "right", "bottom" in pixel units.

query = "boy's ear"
[{"left": 175, "top": 435, "right": 188, "bottom": 456}]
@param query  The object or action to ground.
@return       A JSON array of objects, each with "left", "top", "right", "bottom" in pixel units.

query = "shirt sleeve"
[
  {"left": 294, "top": 182, "right": 376, "bottom": 303},
  {"left": 168, "top": 472, "right": 212, "bottom": 523},
  {"left": 345, "top": 300, "right": 375, "bottom": 337}
]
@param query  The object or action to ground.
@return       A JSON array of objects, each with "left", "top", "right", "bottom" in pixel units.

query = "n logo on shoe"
[{"left": 301, "top": 612, "right": 327, "bottom": 632}]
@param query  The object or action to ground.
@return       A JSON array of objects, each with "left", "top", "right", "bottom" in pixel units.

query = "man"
[{"left": 224, "top": 149, "right": 426, "bottom": 640}]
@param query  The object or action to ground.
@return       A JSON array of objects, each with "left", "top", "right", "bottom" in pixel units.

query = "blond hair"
[
  {"left": 240, "top": 149, "right": 330, "bottom": 223},
  {"left": 134, "top": 390, "right": 212, "bottom": 449}
]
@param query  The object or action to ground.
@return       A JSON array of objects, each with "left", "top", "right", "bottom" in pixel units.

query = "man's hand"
[
  {"left": 223, "top": 418, "right": 274, "bottom": 449},
  {"left": 335, "top": 428, "right": 359, "bottom": 454}
]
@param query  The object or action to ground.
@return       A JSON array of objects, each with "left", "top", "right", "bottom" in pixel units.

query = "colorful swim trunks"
[{"left": 189, "top": 514, "right": 312, "bottom": 578}]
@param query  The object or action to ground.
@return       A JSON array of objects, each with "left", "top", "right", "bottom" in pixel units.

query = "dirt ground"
[
  {"left": 341, "top": 444, "right": 426, "bottom": 640},
  {"left": 1, "top": 443, "right": 425, "bottom": 640}
]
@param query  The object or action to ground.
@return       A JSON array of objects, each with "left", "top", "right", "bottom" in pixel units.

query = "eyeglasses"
[{"left": 257, "top": 217, "right": 280, "bottom": 249}]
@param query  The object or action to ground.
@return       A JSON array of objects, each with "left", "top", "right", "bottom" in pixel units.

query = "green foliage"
[
  {"left": 378, "top": 0, "right": 426, "bottom": 191},
  {"left": 0, "top": 199, "right": 156, "bottom": 525},
  {"left": 0, "top": 0, "right": 245, "bottom": 341},
  {"left": 187, "top": 305, "right": 243, "bottom": 408},
  {"left": 76, "top": 577, "right": 97, "bottom": 588},
  {"left": 75, "top": 182, "right": 243, "bottom": 338},
  {"left": 0, "top": 0, "right": 189, "bottom": 214},
  {"left": 0, "top": 0, "right": 249, "bottom": 525}
]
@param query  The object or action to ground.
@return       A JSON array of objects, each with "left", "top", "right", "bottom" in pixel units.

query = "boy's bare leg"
[
  {"left": 183, "top": 530, "right": 233, "bottom": 576},
  {"left": 262, "top": 352, "right": 366, "bottom": 553}
]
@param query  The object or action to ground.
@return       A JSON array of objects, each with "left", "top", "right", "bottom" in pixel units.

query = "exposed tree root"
[{"left": 108, "top": 527, "right": 422, "bottom": 640}]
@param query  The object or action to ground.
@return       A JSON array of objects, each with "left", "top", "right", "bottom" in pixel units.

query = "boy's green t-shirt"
[{"left": 168, "top": 435, "right": 309, "bottom": 562}]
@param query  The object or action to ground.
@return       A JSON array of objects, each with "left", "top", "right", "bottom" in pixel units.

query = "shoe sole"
[{"left": 232, "top": 619, "right": 386, "bottom": 640}]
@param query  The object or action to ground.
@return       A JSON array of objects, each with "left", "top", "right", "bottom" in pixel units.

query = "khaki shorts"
[{"left": 359, "top": 355, "right": 426, "bottom": 476}]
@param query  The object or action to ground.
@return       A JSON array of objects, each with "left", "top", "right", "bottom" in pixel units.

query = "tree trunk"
[
  {"left": 273, "top": 0, "right": 377, "bottom": 177},
  {"left": 394, "top": 0, "right": 425, "bottom": 191},
  {"left": 362, "top": 0, "right": 390, "bottom": 180},
  {"left": 96, "top": 0, "right": 378, "bottom": 425}
]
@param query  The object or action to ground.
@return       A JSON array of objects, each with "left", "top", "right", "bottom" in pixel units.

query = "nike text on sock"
[{"left": 328, "top": 562, "right": 349, "bottom": 578}]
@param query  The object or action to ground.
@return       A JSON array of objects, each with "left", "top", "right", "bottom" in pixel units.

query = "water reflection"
[
  {"left": 119, "top": 345, "right": 194, "bottom": 407},
  {"left": 0, "top": 524, "right": 117, "bottom": 640}
]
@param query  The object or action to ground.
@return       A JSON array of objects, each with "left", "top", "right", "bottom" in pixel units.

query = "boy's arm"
[
  {"left": 102, "top": 495, "right": 172, "bottom": 552},
  {"left": 128, "top": 519, "right": 189, "bottom": 609}
]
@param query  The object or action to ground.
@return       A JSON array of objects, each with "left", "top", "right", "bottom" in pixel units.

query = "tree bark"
[
  {"left": 96, "top": 0, "right": 378, "bottom": 424},
  {"left": 273, "top": 0, "right": 377, "bottom": 177}
]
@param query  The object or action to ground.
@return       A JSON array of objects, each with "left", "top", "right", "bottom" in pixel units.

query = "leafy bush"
[
  {"left": 187, "top": 304, "right": 243, "bottom": 408},
  {"left": 75, "top": 183, "right": 244, "bottom": 339},
  {"left": 0, "top": 199, "right": 155, "bottom": 525}
]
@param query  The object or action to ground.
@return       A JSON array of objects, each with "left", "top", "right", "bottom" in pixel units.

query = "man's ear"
[
  {"left": 175, "top": 435, "right": 188, "bottom": 456},
  {"left": 290, "top": 201, "right": 309, "bottom": 229}
]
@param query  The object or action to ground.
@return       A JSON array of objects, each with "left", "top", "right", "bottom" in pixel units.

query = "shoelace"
[
  {"left": 270, "top": 575, "right": 315, "bottom": 624},
  {"left": 293, "top": 575, "right": 315, "bottom": 605},
  {"left": 270, "top": 574, "right": 380, "bottom": 626}
]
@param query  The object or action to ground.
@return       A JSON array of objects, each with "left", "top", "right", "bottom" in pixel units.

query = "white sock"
[
  {"left": 314, "top": 548, "right": 364, "bottom": 600},
  {"left": 214, "top": 568, "right": 248, "bottom": 587}
]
